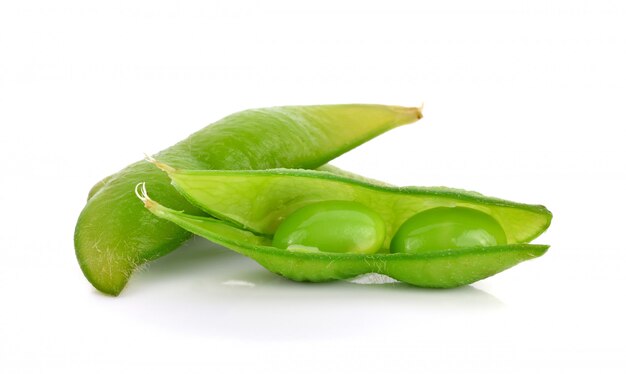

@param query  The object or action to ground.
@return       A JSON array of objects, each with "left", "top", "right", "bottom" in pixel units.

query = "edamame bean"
[
  {"left": 390, "top": 207, "right": 507, "bottom": 254},
  {"left": 75, "top": 104, "right": 422, "bottom": 295},
  {"left": 138, "top": 166, "right": 552, "bottom": 288},
  {"left": 272, "top": 201, "right": 386, "bottom": 254}
]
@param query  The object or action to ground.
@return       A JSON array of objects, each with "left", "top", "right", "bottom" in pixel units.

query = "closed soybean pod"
[{"left": 75, "top": 104, "right": 422, "bottom": 295}]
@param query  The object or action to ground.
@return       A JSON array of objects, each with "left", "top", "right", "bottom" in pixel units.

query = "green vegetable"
[
  {"left": 272, "top": 201, "right": 386, "bottom": 254},
  {"left": 74, "top": 104, "right": 422, "bottom": 295},
  {"left": 137, "top": 166, "right": 552, "bottom": 288},
  {"left": 390, "top": 207, "right": 507, "bottom": 254}
]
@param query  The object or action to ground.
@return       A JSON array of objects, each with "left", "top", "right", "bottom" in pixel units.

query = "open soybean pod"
[
  {"left": 139, "top": 166, "right": 552, "bottom": 288},
  {"left": 75, "top": 104, "right": 422, "bottom": 295}
]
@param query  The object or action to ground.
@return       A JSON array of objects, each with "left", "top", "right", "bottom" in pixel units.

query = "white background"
[{"left": 1, "top": 1, "right": 625, "bottom": 373}]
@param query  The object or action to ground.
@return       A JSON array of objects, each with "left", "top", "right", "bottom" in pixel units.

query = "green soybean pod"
[
  {"left": 75, "top": 104, "right": 422, "bottom": 295},
  {"left": 138, "top": 166, "right": 552, "bottom": 287}
]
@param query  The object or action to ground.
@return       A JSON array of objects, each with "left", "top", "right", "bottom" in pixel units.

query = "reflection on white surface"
[
  {"left": 121, "top": 237, "right": 504, "bottom": 340},
  {"left": 222, "top": 280, "right": 256, "bottom": 287},
  {"left": 349, "top": 273, "right": 398, "bottom": 284}
]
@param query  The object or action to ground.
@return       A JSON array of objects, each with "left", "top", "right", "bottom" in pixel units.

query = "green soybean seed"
[
  {"left": 390, "top": 207, "right": 508, "bottom": 254},
  {"left": 273, "top": 201, "right": 386, "bottom": 254},
  {"left": 75, "top": 104, "right": 422, "bottom": 295},
  {"left": 138, "top": 166, "right": 552, "bottom": 288}
]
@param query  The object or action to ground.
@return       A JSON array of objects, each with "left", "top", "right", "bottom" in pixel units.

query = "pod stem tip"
[
  {"left": 143, "top": 153, "right": 177, "bottom": 174},
  {"left": 415, "top": 102, "right": 424, "bottom": 119},
  {"left": 134, "top": 182, "right": 155, "bottom": 210}
]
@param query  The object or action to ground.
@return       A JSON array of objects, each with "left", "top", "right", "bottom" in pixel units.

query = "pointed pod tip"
[
  {"left": 390, "top": 104, "right": 423, "bottom": 122},
  {"left": 143, "top": 154, "right": 177, "bottom": 174},
  {"left": 134, "top": 182, "right": 156, "bottom": 210},
  {"left": 415, "top": 104, "right": 424, "bottom": 120}
]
